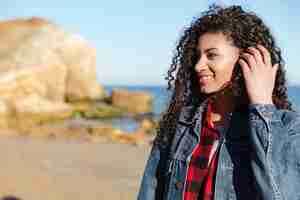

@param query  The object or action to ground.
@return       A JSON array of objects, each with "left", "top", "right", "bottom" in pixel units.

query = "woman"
[{"left": 138, "top": 4, "right": 300, "bottom": 200}]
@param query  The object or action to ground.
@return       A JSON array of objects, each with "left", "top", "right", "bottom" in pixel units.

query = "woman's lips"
[{"left": 198, "top": 75, "right": 213, "bottom": 84}]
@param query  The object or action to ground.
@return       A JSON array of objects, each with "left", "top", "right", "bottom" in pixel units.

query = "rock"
[
  {"left": 69, "top": 101, "right": 126, "bottom": 119},
  {"left": 0, "top": 64, "right": 69, "bottom": 128},
  {"left": 82, "top": 104, "right": 125, "bottom": 119},
  {"left": 133, "top": 112, "right": 156, "bottom": 121},
  {"left": 140, "top": 119, "right": 156, "bottom": 131},
  {"left": 113, "top": 132, "right": 146, "bottom": 146},
  {"left": 0, "top": 65, "right": 65, "bottom": 102},
  {"left": 0, "top": 17, "right": 106, "bottom": 103},
  {"left": 14, "top": 94, "right": 73, "bottom": 130},
  {"left": 0, "top": 116, "right": 151, "bottom": 145},
  {"left": 70, "top": 101, "right": 126, "bottom": 119},
  {"left": 87, "top": 124, "right": 146, "bottom": 145},
  {"left": 111, "top": 89, "right": 153, "bottom": 114},
  {"left": 15, "top": 94, "right": 71, "bottom": 113}
]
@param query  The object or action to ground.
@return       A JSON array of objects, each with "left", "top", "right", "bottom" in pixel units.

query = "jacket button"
[{"left": 175, "top": 180, "right": 183, "bottom": 190}]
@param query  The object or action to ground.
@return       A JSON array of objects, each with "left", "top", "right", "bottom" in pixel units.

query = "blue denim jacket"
[{"left": 137, "top": 102, "right": 300, "bottom": 200}]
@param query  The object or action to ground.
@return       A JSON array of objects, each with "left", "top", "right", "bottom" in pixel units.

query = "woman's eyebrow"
[
  {"left": 205, "top": 48, "right": 218, "bottom": 52},
  {"left": 197, "top": 48, "right": 218, "bottom": 53}
]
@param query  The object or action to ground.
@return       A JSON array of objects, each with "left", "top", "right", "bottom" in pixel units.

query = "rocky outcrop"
[
  {"left": 111, "top": 89, "right": 153, "bottom": 114},
  {"left": 0, "top": 64, "right": 66, "bottom": 102},
  {"left": 70, "top": 101, "right": 126, "bottom": 119},
  {"left": 15, "top": 94, "right": 72, "bottom": 127},
  {"left": 0, "top": 17, "right": 106, "bottom": 104},
  {"left": 0, "top": 17, "right": 156, "bottom": 145}
]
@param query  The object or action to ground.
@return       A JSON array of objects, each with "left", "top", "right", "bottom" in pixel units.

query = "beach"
[{"left": 0, "top": 135, "right": 151, "bottom": 200}]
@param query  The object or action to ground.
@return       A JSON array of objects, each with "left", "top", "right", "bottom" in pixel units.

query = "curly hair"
[{"left": 154, "top": 4, "right": 293, "bottom": 148}]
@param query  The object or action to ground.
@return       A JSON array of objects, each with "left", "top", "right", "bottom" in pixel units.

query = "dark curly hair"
[{"left": 154, "top": 4, "right": 293, "bottom": 149}]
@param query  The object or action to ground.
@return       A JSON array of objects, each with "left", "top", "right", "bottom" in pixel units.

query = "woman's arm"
[
  {"left": 240, "top": 45, "right": 287, "bottom": 199},
  {"left": 248, "top": 103, "right": 283, "bottom": 199},
  {"left": 248, "top": 103, "right": 300, "bottom": 200}
]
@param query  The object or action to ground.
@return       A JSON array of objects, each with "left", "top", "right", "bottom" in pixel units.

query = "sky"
[{"left": 0, "top": 0, "right": 299, "bottom": 86}]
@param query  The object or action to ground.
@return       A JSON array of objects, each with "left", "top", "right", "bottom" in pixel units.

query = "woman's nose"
[{"left": 194, "top": 57, "right": 208, "bottom": 72}]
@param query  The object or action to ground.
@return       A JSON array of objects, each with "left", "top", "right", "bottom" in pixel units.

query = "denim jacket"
[{"left": 137, "top": 101, "right": 300, "bottom": 200}]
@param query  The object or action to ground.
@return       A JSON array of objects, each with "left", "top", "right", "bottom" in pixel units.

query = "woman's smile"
[{"left": 197, "top": 74, "right": 214, "bottom": 85}]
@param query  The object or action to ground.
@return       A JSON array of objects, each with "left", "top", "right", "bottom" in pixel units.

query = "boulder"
[
  {"left": 14, "top": 94, "right": 73, "bottom": 130},
  {"left": 0, "top": 17, "right": 106, "bottom": 103},
  {"left": 70, "top": 101, "right": 126, "bottom": 119},
  {"left": 111, "top": 89, "right": 153, "bottom": 114},
  {"left": 15, "top": 94, "right": 72, "bottom": 114},
  {"left": 87, "top": 124, "right": 146, "bottom": 145},
  {"left": 0, "top": 64, "right": 65, "bottom": 102}
]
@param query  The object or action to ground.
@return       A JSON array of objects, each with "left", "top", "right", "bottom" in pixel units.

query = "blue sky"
[{"left": 1, "top": 0, "right": 299, "bottom": 86}]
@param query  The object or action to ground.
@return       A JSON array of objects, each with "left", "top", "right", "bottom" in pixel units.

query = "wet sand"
[{"left": 0, "top": 135, "right": 152, "bottom": 200}]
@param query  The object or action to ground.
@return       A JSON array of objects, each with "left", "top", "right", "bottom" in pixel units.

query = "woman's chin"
[{"left": 199, "top": 87, "right": 216, "bottom": 94}]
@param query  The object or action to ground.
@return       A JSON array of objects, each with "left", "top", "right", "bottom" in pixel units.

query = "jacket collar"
[{"left": 178, "top": 98, "right": 209, "bottom": 125}]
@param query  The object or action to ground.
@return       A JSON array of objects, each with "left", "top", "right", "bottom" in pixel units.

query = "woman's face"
[{"left": 195, "top": 32, "right": 240, "bottom": 94}]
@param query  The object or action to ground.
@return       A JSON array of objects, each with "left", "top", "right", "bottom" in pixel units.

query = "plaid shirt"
[{"left": 183, "top": 101, "right": 221, "bottom": 200}]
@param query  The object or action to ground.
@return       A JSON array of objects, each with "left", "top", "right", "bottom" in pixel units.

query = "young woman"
[{"left": 138, "top": 4, "right": 300, "bottom": 200}]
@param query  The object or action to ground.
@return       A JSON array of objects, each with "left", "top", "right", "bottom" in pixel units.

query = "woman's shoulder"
[
  {"left": 248, "top": 104, "right": 299, "bottom": 124},
  {"left": 279, "top": 108, "right": 300, "bottom": 131}
]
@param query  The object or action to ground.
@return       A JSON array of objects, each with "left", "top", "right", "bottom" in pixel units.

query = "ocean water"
[{"left": 104, "top": 85, "right": 300, "bottom": 132}]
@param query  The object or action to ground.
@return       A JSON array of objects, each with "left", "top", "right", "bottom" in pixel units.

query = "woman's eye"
[{"left": 208, "top": 53, "right": 218, "bottom": 59}]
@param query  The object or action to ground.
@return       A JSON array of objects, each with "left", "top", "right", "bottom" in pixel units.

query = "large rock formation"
[
  {"left": 0, "top": 17, "right": 106, "bottom": 108},
  {"left": 0, "top": 17, "right": 108, "bottom": 129},
  {"left": 0, "top": 17, "right": 155, "bottom": 145}
]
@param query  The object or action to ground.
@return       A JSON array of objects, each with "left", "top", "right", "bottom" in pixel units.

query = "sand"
[{"left": 0, "top": 135, "right": 152, "bottom": 200}]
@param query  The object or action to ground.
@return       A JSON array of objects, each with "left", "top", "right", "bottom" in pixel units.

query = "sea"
[{"left": 104, "top": 85, "right": 300, "bottom": 132}]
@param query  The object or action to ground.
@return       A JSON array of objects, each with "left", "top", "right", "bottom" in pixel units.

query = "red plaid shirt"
[{"left": 183, "top": 101, "right": 220, "bottom": 200}]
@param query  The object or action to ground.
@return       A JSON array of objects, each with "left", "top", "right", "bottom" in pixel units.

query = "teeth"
[{"left": 200, "top": 76, "right": 212, "bottom": 80}]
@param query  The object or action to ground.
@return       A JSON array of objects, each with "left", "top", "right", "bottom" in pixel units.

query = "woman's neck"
[{"left": 208, "top": 93, "right": 236, "bottom": 124}]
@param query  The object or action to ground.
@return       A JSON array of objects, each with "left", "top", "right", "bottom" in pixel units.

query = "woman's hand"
[{"left": 238, "top": 44, "right": 279, "bottom": 105}]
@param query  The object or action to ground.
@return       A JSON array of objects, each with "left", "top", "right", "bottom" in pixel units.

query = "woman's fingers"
[
  {"left": 238, "top": 45, "right": 279, "bottom": 105},
  {"left": 247, "top": 47, "right": 264, "bottom": 65},
  {"left": 238, "top": 58, "right": 251, "bottom": 75},
  {"left": 240, "top": 52, "right": 256, "bottom": 70},
  {"left": 240, "top": 45, "right": 273, "bottom": 71},
  {"left": 256, "top": 44, "right": 271, "bottom": 66}
]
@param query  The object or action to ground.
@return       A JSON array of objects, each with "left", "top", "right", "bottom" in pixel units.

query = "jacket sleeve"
[
  {"left": 137, "top": 139, "right": 170, "bottom": 200},
  {"left": 248, "top": 104, "right": 300, "bottom": 200}
]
